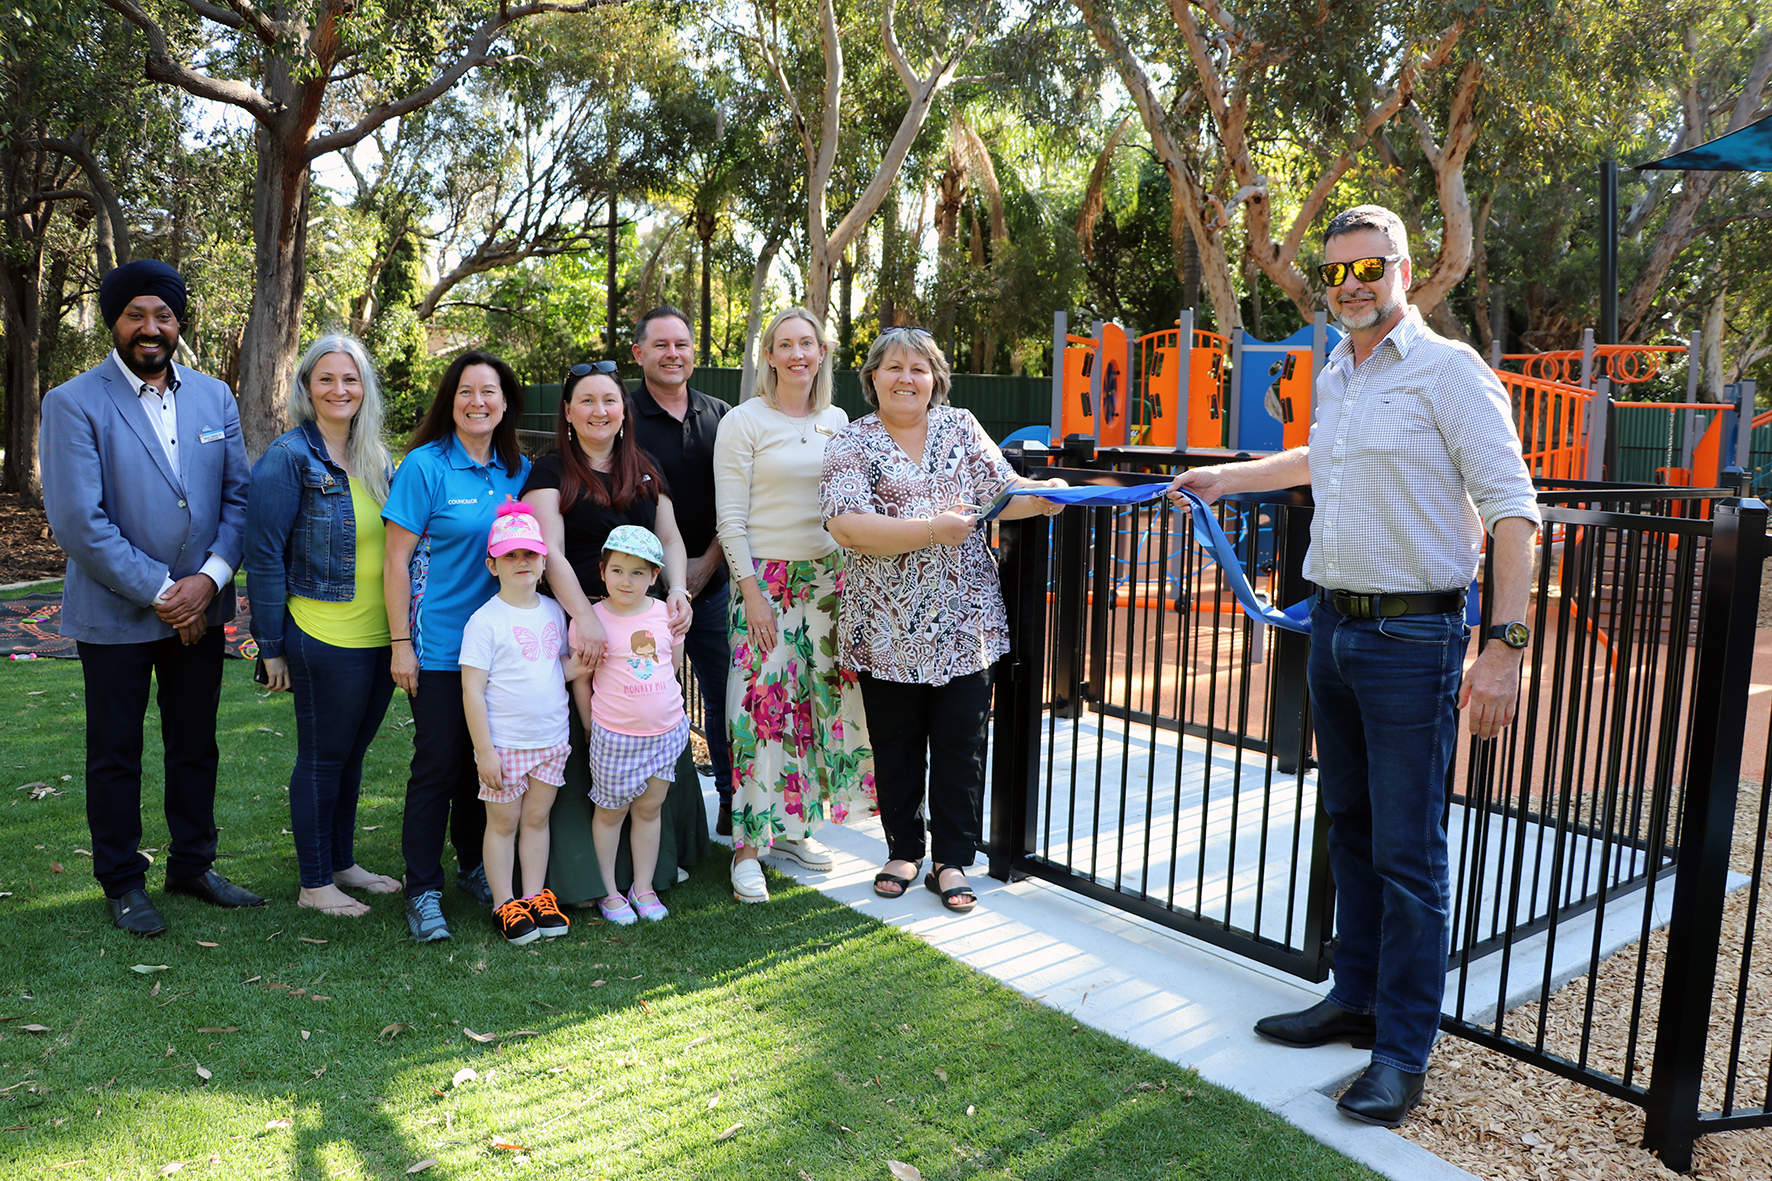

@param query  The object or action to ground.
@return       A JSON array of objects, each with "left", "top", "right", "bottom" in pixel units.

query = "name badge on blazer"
[{"left": 199, "top": 426, "right": 225, "bottom": 444}]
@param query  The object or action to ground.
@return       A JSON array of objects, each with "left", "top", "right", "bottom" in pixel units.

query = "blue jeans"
[
  {"left": 284, "top": 617, "right": 396, "bottom": 888},
  {"left": 684, "top": 583, "right": 733, "bottom": 799},
  {"left": 1308, "top": 597, "right": 1468, "bottom": 1075}
]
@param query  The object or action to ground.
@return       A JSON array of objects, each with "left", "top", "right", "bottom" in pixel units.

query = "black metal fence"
[{"left": 986, "top": 443, "right": 1769, "bottom": 1172}]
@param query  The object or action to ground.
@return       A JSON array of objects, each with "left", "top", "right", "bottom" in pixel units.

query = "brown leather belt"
[{"left": 1322, "top": 588, "right": 1466, "bottom": 620}]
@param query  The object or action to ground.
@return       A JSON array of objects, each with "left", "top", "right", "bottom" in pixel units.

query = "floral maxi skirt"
[{"left": 727, "top": 552, "right": 875, "bottom": 850}]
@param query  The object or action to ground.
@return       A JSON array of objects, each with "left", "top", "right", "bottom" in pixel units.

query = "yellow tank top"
[{"left": 287, "top": 477, "right": 391, "bottom": 648}]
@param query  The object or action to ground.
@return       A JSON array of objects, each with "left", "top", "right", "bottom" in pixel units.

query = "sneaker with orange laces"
[
  {"left": 526, "top": 888, "right": 569, "bottom": 938},
  {"left": 494, "top": 896, "right": 540, "bottom": 945}
]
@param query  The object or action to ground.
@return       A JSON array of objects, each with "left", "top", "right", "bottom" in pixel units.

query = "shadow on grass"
[{"left": 0, "top": 657, "right": 1381, "bottom": 1180}]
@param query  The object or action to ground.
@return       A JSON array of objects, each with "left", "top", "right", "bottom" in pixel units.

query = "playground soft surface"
[{"left": 0, "top": 655, "right": 1382, "bottom": 1181}]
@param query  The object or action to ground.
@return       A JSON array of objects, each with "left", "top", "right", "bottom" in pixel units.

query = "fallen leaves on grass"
[
  {"left": 714, "top": 1122, "right": 743, "bottom": 1142},
  {"left": 131, "top": 964, "right": 171, "bottom": 974},
  {"left": 196, "top": 941, "right": 218, "bottom": 948},
  {"left": 933, "top": 1067, "right": 948, "bottom": 1083},
  {"left": 194, "top": 1065, "right": 212, "bottom": 1082},
  {"left": 157, "top": 1163, "right": 185, "bottom": 1176},
  {"left": 49, "top": 862, "right": 64, "bottom": 873},
  {"left": 405, "top": 1161, "right": 437, "bottom": 1175},
  {"left": 297, "top": 937, "right": 327, "bottom": 945},
  {"left": 887, "top": 1162, "right": 924, "bottom": 1180},
  {"left": 150, "top": 981, "right": 161, "bottom": 997},
  {"left": 19, "top": 1024, "right": 50, "bottom": 1034},
  {"left": 463, "top": 1028, "right": 496, "bottom": 1043},
  {"left": 684, "top": 1036, "right": 711, "bottom": 1051},
  {"left": 196, "top": 1027, "right": 238, "bottom": 1035},
  {"left": 490, "top": 1134, "right": 528, "bottom": 1152},
  {"left": 300, "top": 1031, "right": 310, "bottom": 1041},
  {"left": 378, "top": 1023, "right": 410, "bottom": 1040},
  {"left": 707, "top": 1093, "right": 719, "bottom": 1110},
  {"left": 265, "top": 1119, "right": 292, "bottom": 1130},
  {"left": 451, "top": 1068, "right": 477, "bottom": 1088}
]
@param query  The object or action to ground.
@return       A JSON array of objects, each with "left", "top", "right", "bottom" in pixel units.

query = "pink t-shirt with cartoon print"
[{"left": 589, "top": 600, "right": 685, "bottom": 736}]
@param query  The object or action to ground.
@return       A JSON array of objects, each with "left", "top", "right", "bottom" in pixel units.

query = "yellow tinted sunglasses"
[{"left": 1317, "top": 255, "right": 1400, "bottom": 287}]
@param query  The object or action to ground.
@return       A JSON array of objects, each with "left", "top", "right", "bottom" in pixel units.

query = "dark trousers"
[
  {"left": 400, "top": 669, "right": 486, "bottom": 897},
  {"left": 1308, "top": 599, "right": 1468, "bottom": 1075},
  {"left": 77, "top": 630, "right": 226, "bottom": 897},
  {"left": 285, "top": 617, "right": 395, "bottom": 888},
  {"left": 684, "top": 583, "right": 733, "bottom": 798},
  {"left": 857, "top": 668, "right": 993, "bottom": 867}
]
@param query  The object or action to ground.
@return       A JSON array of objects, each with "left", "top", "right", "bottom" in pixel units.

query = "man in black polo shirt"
[{"left": 629, "top": 305, "right": 735, "bottom": 833}]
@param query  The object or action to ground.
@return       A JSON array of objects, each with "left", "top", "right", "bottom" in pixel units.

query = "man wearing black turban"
[{"left": 39, "top": 260, "right": 263, "bottom": 936}]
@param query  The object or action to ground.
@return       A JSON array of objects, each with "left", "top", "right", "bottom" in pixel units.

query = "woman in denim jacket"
[{"left": 244, "top": 333, "right": 402, "bottom": 916}]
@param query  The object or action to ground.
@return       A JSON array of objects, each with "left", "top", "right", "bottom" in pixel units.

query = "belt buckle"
[{"left": 1332, "top": 590, "right": 1371, "bottom": 619}]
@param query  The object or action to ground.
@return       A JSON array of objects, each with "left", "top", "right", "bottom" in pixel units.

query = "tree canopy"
[{"left": 1, "top": 0, "right": 1764, "bottom": 497}]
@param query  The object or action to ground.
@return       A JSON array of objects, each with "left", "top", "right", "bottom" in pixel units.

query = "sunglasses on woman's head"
[
  {"left": 881, "top": 326, "right": 934, "bottom": 339},
  {"left": 562, "top": 361, "right": 620, "bottom": 397},
  {"left": 1317, "top": 256, "right": 1400, "bottom": 287},
  {"left": 564, "top": 360, "right": 619, "bottom": 384}
]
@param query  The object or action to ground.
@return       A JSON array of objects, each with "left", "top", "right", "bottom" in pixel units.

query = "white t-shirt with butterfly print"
[{"left": 459, "top": 593, "right": 572, "bottom": 751}]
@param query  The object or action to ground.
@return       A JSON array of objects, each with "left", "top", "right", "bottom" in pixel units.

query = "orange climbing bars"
[
  {"left": 1496, "top": 370, "right": 1593, "bottom": 480},
  {"left": 1502, "top": 345, "right": 1687, "bottom": 386}
]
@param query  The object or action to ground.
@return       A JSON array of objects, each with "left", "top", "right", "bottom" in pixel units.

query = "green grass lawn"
[{"left": 0, "top": 656, "right": 1381, "bottom": 1181}]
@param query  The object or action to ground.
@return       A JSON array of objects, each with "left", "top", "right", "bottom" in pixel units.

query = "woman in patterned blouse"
[{"left": 819, "top": 328, "right": 1065, "bottom": 913}]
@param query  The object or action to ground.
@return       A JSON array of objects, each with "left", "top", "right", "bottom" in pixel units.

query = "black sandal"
[
  {"left": 874, "top": 860, "right": 920, "bottom": 899},
  {"left": 925, "top": 864, "right": 977, "bottom": 913}
]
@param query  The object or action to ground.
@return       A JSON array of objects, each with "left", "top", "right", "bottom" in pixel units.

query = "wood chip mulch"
[
  {"left": 0, "top": 496, "right": 66, "bottom": 585},
  {"left": 1398, "top": 777, "right": 1772, "bottom": 1180}
]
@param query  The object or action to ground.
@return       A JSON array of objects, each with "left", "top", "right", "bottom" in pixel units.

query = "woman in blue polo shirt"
[{"left": 382, "top": 351, "right": 531, "bottom": 944}]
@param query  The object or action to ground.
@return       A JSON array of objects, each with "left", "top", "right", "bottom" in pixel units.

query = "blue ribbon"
[
  {"left": 1006, "top": 483, "right": 1484, "bottom": 632},
  {"left": 1001, "top": 483, "right": 1314, "bottom": 633}
]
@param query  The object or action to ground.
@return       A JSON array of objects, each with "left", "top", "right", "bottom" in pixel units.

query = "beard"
[
  {"left": 1332, "top": 290, "right": 1402, "bottom": 332},
  {"left": 123, "top": 332, "right": 175, "bottom": 374}
]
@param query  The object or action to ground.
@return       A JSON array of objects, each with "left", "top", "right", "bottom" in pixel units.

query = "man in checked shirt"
[{"left": 1169, "top": 205, "right": 1540, "bottom": 1126}]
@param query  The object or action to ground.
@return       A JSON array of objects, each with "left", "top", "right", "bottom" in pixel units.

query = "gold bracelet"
[{"left": 927, "top": 518, "right": 936, "bottom": 549}]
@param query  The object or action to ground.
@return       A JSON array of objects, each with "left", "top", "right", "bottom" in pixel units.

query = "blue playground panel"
[{"left": 1235, "top": 324, "right": 1343, "bottom": 452}]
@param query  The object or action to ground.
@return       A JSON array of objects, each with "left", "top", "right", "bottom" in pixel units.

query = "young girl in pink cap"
[{"left": 460, "top": 501, "right": 588, "bottom": 944}]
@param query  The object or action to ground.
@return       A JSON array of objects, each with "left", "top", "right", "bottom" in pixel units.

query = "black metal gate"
[{"left": 986, "top": 442, "right": 1771, "bottom": 1171}]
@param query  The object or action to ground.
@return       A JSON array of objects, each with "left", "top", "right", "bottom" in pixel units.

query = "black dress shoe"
[
  {"left": 715, "top": 800, "right": 732, "bottom": 837},
  {"left": 1254, "top": 999, "right": 1377, "bottom": 1048},
  {"left": 164, "top": 869, "right": 266, "bottom": 909},
  {"left": 106, "top": 889, "right": 167, "bottom": 936},
  {"left": 1337, "top": 1062, "right": 1426, "bottom": 1127}
]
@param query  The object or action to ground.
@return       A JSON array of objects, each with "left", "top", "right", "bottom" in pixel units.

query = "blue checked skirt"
[{"left": 586, "top": 717, "right": 690, "bottom": 809}]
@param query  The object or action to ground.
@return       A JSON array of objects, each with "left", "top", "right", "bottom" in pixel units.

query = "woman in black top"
[{"left": 522, "top": 363, "right": 694, "bottom": 904}]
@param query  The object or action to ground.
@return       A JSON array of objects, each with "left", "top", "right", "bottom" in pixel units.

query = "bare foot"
[
  {"left": 332, "top": 865, "right": 401, "bottom": 894},
  {"left": 297, "top": 884, "right": 371, "bottom": 917}
]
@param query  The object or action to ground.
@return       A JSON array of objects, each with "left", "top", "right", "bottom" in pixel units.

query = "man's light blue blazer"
[{"left": 39, "top": 358, "right": 251, "bottom": 645}]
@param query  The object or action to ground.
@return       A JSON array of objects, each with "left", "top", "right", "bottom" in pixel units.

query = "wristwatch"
[{"left": 1488, "top": 621, "right": 1530, "bottom": 649}]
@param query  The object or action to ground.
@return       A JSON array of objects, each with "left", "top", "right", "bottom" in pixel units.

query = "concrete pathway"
[{"left": 703, "top": 778, "right": 1482, "bottom": 1181}]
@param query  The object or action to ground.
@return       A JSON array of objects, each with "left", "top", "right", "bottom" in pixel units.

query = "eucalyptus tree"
[
  {"left": 1, "top": 1, "right": 172, "bottom": 500},
  {"left": 99, "top": 0, "right": 626, "bottom": 458},
  {"left": 739, "top": 0, "right": 1009, "bottom": 320},
  {"left": 1072, "top": 0, "right": 1522, "bottom": 335}
]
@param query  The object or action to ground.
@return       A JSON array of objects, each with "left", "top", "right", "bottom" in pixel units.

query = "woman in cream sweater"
[{"left": 713, "top": 308, "right": 875, "bottom": 903}]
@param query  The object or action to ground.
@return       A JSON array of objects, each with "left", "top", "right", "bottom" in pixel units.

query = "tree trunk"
[
  {"left": 1702, "top": 288, "right": 1725, "bottom": 403},
  {"left": 606, "top": 190, "right": 619, "bottom": 357},
  {"left": 696, "top": 206, "right": 716, "bottom": 359},
  {"left": 739, "top": 227, "right": 786, "bottom": 401},
  {"left": 234, "top": 122, "right": 310, "bottom": 459},
  {"left": 838, "top": 239, "right": 855, "bottom": 368},
  {"left": 0, "top": 142, "right": 50, "bottom": 502}
]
